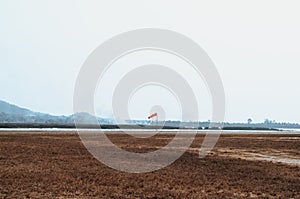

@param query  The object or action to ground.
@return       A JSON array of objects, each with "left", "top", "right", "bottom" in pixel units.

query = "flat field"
[{"left": 0, "top": 132, "right": 299, "bottom": 198}]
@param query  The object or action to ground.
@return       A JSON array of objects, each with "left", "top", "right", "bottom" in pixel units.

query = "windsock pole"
[{"left": 147, "top": 113, "right": 158, "bottom": 129}]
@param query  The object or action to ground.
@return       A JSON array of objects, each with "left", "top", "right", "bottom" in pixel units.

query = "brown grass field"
[{"left": 0, "top": 132, "right": 299, "bottom": 198}]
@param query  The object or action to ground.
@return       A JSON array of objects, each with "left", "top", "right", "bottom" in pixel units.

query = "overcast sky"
[{"left": 0, "top": 0, "right": 299, "bottom": 123}]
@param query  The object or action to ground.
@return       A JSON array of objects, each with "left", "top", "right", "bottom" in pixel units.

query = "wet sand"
[{"left": 0, "top": 133, "right": 299, "bottom": 198}]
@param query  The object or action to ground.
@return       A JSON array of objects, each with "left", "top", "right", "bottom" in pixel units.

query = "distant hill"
[
  {"left": 0, "top": 100, "right": 39, "bottom": 116},
  {"left": 0, "top": 100, "right": 113, "bottom": 125},
  {"left": 0, "top": 100, "right": 70, "bottom": 123}
]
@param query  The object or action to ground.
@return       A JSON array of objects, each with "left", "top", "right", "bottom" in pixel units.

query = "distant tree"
[
  {"left": 264, "top": 119, "right": 273, "bottom": 124},
  {"left": 247, "top": 118, "right": 252, "bottom": 124}
]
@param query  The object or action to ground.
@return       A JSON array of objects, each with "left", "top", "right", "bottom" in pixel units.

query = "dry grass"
[{"left": 0, "top": 133, "right": 299, "bottom": 198}]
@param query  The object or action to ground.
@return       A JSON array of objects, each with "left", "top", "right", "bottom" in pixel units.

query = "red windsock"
[{"left": 147, "top": 113, "right": 158, "bottom": 119}]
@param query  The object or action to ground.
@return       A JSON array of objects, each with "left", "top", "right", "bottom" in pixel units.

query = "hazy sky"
[{"left": 0, "top": 0, "right": 299, "bottom": 123}]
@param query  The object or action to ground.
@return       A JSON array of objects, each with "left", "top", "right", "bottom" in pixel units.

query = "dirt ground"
[{"left": 0, "top": 132, "right": 299, "bottom": 198}]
